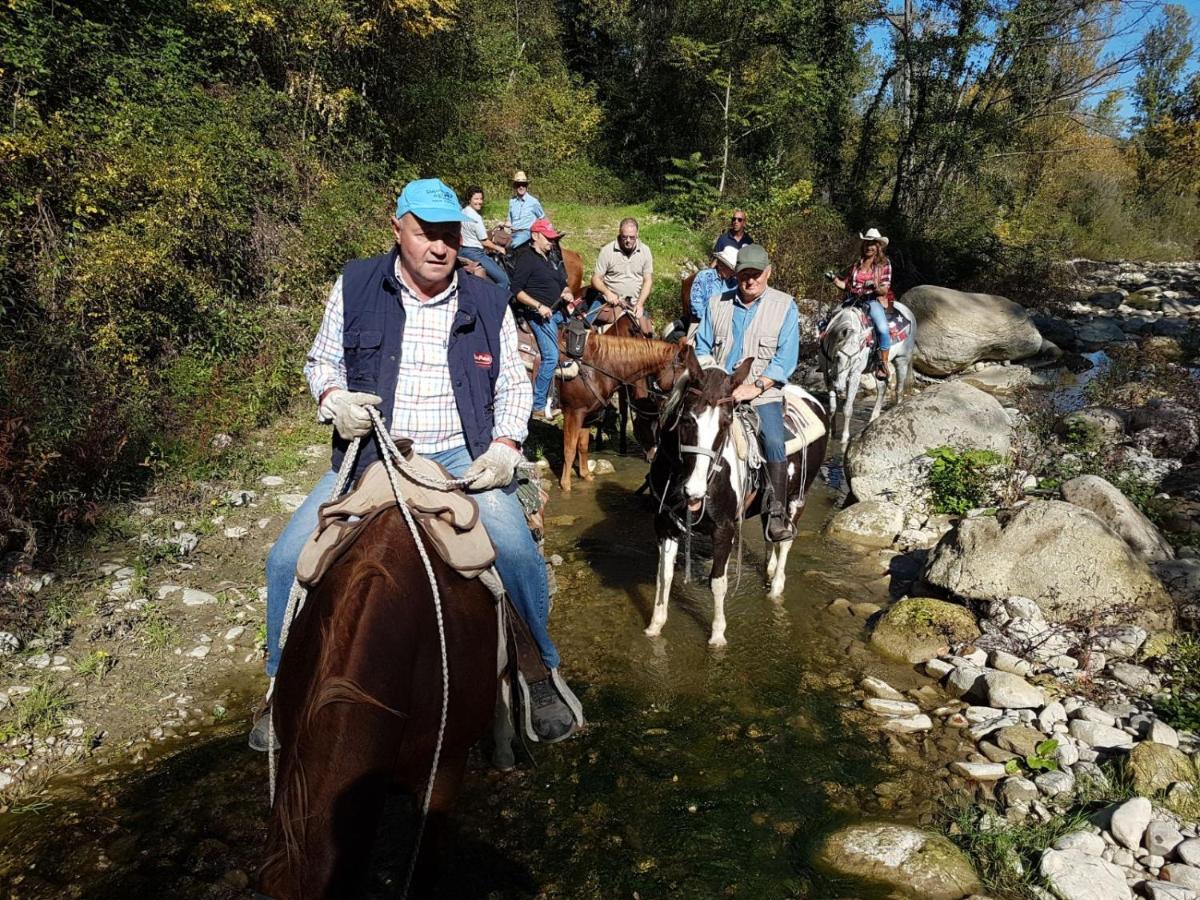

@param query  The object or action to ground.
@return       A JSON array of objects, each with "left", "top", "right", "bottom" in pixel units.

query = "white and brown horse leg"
[
  {"left": 644, "top": 536, "right": 679, "bottom": 638},
  {"left": 708, "top": 523, "right": 736, "bottom": 647}
]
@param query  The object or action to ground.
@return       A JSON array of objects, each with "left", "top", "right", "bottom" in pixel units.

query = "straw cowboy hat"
[
  {"left": 512, "top": 170, "right": 529, "bottom": 184},
  {"left": 859, "top": 227, "right": 889, "bottom": 247}
]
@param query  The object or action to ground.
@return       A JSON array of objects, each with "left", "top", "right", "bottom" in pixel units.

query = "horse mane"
[{"left": 585, "top": 334, "right": 676, "bottom": 373}]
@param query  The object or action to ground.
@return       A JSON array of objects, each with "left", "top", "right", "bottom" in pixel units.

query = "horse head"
[
  {"left": 674, "top": 354, "right": 753, "bottom": 512},
  {"left": 631, "top": 339, "right": 691, "bottom": 462}
]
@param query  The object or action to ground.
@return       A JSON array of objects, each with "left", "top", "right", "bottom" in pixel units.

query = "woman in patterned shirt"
[{"left": 834, "top": 227, "right": 894, "bottom": 378}]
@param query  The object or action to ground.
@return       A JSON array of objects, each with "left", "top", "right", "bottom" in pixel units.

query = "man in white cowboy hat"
[
  {"left": 688, "top": 245, "right": 739, "bottom": 326},
  {"left": 504, "top": 170, "right": 545, "bottom": 250},
  {"left": 833, "top": 226, "right": 894, "bottom": 379}
]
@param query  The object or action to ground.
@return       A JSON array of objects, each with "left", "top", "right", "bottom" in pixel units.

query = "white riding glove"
[
  {"left": 319, "top": 389, "right": 383, "bottom": 440},
  {"left": 463, "top": 442, "right": 524, "bottom": 492}
]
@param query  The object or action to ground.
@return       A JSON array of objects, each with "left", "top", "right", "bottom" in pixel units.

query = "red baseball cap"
[{"left": 530, "top": 218, "right": 564, "bottom": 240}]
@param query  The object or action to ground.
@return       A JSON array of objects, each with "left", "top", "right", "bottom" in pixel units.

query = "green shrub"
[{"left": 926, "top": 447, "right": 1008, "bottom": 515}]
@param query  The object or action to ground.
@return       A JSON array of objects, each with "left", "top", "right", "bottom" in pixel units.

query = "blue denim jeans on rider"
[
  {"left": 527, "top": 309, "right": 565, "bottom": 411},
  {"left": 458, "top": 246, "right": 510, "bottom": 292},
  {"left": 264, "top": 447, "right": 560, "bottom": 677},
  {"left": 866, "top": 299, "right": 892, "bottom": 350},
  {"left": 756, "top": 401, "right": 788, "bottom": 462}
]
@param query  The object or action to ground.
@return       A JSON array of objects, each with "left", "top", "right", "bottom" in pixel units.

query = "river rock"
[
  {"left": 982, "top": 671, "right": 1045, "bottom": 709},
  {"left": 1107, "top": 661, "right": 1160, "bottom": 691},
  {"left": 960, "top": 364, "right": 1039, "bottom": 395},
  {"left": 869, "top": 598, "right": 981, "bottom": 664},
  {"left": 1142, "top": 880, "right": 1195, "bottom": 900},
  {"left": 846, "top": 380, "right": 1013, "bottom": 507},
  {"left": 1145, "top": 821, "right": 1184, "bottom": 857},
  {"left": 924, "top": 501, "right": 1174, "bottom": 628},
  {"left": 882, "top": 714, "right": 934, "bottom": 733},
  {"left": 903, "top": 285, "right": 1044, "bottom": 375},
  {"left": 1176, "top": 839, "right": 1200, "bottom": 866},
  {"left": 1061, "top": 476, "right": 1175, "bottom": 564},
  {"left": 1000, "top": 776, "right": 1040, "bottom": 805},
  {"left": 1131, "top": 401, "right": 1200, "bottom": 458},
  {"left": 997, "top": 724, "right": 1049, "bottom": 756},
  {"left": 827, "top": 501, "right": 905, "bottom": 548},
  {"left": 1110, "top": 797, "right": 1153, "bottom": 850},
  {"left": 1039, "top": 848, "right": 1132, "bottom": 900},
  {"left": 1070, "top": 720, "right": 1134, "bottom": 750},
  {"left": 1127, "top": 742, "right": 1196, "bottom": 795},
  {"left": 1037, "top": 769, "right": 1076, "bottom": 798},
  {"left": 1053, "top": 831, "right": 1106, "bottom": 855},
  {"left": 1155, "top": 559, "right": 1200, "bottom": 606},
  {"left": 1089, "top": 288, "right": 1129, "bottom": 309},
  {"left": 813, "top": 822, "right": 981, "bottom": 898},
  {"left": 1076, "top": 318, "right": 1129, "bottom": 346},
  {"left": 1034, "top": 313, "right": 1083, "bottom": 352},
  {"left": 181, "top": 589, "right": 218, "bottom": 607},
  {"left": 950, "top": 761, "right": 1008, "bottom": 781},
  {"left": 864, "top": 698, "right": 921, "bottom": 717},
  {"left": 861, "top": 676, "right": 906, "bottom": 701},
  {"left": 1058, "top": 407, "right": 1129, "bottom": 444},
  {"left": 1161, "top": 864, "right": 1200, "bottom": 891}
]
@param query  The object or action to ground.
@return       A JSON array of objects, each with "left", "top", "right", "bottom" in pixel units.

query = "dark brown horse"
[
  {"left": 644, "top": 350, "right": 828, "bottom": 645},
  {"left": 557, "top": 335, "right": 689, "bottom": 491},
  {"left": 259, "top": 508, "right": 498, "bottom": 898}
]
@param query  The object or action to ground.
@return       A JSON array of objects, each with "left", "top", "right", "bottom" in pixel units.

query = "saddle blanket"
[
  {"left": 862, "top": 307, "right": 911, "bottom": 348},
  {"left": 295, "top": 455, "right": 496, "bottom": 588},
  {"left": 730, "top": 385, "right": 827, "bottom": 462}
]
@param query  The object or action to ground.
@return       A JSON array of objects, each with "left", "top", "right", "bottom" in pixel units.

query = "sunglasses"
[
  {"left": 732, "top": 218, "right": 745, "bottom": 223},
  {"left": 513, "top": 182, "right": 528, "bottom": 187}
]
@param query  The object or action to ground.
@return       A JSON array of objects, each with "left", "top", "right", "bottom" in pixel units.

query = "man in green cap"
[{"left": 694, "top": 243, "right": 801, "bottom": 540}]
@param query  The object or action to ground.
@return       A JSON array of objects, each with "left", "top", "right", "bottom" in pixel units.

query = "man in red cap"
[{"left": 511, "top": 218, "right": 573, "bottom": 419}]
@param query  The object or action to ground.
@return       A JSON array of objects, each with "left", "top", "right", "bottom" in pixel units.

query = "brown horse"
[
  {"left": 558, "top": 334, "right": 689, "bottom": 491},
  {"left": 259, "top": 508, "right": 498, "bottom": 898}
]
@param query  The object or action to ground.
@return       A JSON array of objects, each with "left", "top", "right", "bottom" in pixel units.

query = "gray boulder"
[
  {"left": 1039, "top": 848, "right": 1131, "bottom": 900},
  {"left": 1057, "top": 407, "right": 1128, "bottom": 444},
  {"left": 846, "top": 381, "right": 1013, "bottom": 507},
  {"left": 827, "top": 501, "right": 904, "bottom": 548},
  {"left": 903, "top": 285, "right": 1045, "bottom": 376},
  {"left": 812, "top": 821, "right": 980, "bottom": 899},
  {"left": 1033, "top": 313, "right": 1082, "bottom": 352},
  {"left": 1130, "top": 400, "right": 1200, "bottom": 459},
  {"left": 1088, "top": 287, "right": 1129, "bottom": 309},
  {"left": 1061, "top": 475, "right": 1174, "bottom": 563},
  {"left": 923, "top": 500, "right": 1175, "bottom": 628},
  {"left": 1076, "top": 318, "right": 1128, "bottom": 346}
]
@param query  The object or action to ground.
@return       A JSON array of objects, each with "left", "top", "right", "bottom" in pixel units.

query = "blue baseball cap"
[{"left": 394, "top": 178, "right": 469, "bottom": 223}]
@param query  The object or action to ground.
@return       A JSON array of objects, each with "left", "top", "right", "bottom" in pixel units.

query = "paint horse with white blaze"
[
  {"left": 820, "top": 299, "right": 916, "bottom": 444},
  {"left": 644, "top": 351, "right": 829, "bottom": 646}
]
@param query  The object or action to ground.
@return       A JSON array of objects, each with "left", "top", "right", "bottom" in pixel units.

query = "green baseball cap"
[
  {"left": 395, "top": 178, "right": 469, "bottom": 223},
  {"left": 736, "top": 244, "right": 770, "bottom": 273}
]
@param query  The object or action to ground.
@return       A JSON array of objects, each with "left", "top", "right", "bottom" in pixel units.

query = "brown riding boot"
[
  {"left": 764, "top": 460, "right": 795, "bottom": 542},
  {"left": 875, "top": 347, "right": 891, "bottom": 380}
]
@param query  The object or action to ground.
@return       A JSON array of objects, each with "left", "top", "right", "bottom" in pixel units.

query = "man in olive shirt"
[{"left": 590, "top": 218, "right": 653, "bottom": 323}]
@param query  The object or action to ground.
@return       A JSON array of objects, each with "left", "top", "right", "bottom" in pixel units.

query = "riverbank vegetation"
[{"left": 2, "top": 0, "right": 1198, "bottom": 560}]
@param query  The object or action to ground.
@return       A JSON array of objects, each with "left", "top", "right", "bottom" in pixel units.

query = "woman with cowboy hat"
[{"left": 833, "top": 227, "right": 894, "bottom": 379}]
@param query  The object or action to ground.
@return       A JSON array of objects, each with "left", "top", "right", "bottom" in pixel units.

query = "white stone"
[
  {"left": 1075, "top": 706, "right": 1118, "bottom": 726},
  {"left": 1071, "top": 720, "right": 1135, "bottom": 750},
  {"left": 990, "top": 649, "right": 1033, "bottom": 676},
  {"left": 1039, "top": 848, "right": 1132, "bottom": 900},
  {"left": 1037, "top": 770, "right": 1076, "bottom": 798},
  {"left": 223, "top": 626, "right": 245, "bottom": 643},
  {"left": 1053, "top": 831, "right": 1106, "bottom": 856},
  {"left": 969, "top": 715, "right": 1019, "bottom": 741},
  {"left": 1000, "top": 776, "right": 1040, "bottom": 806},
  {"left": 1150, "top": 720, "right": 1181, "bottom": 748},
  {"left": 984, "top": 671, "right": 1046, "bottom": 709},
  {"left": 279, "top": 494, "right": 307, "bottom": 512},
  {"left": 26, "top": 653, "right": 49, "bottom": 669},
  {"left": 864, "top": 698, "right": 921, "bottom": 717},
  {"left": 947, "top": 665, "right": 986, "bottom": 698},
  {"left": 950, "top": 761, "right": 1008, "bottom": 781},
  {"left": 881, "top": 714, "right": 933, "bottom": 733},
  {"left": 181, "top": 589, "right": 218, "bottom": 607},
  {"left": 176, "top": 532, "right": 199, "bottom": 555},
  {"left": 223, "top": 526, "right": 249, "bottom": 540},
  {"left": 1040, "top": 702, "right": 1069, "bottom": 731},
  {"left": 1146, "top": 822, "right": 1185, "bottom": 857},
  {"left": 0, "top": 633, "right": 21, "bottom": 654},
  {"left": 1162, "top": 865, "right": 1200, "bottom": 892},
  {"left": 1176, "top": 839, "right": 1200, "bottom": 867},
  {"left": 1140, "top": 880, "right": 1194, "bottom": 900},
  {"left": 187, "top": 646, "right": 210, "bottom": 659},
  {"left": 925, "top": 658, "right": 956, "bottom": 678},
  {"left": 260, "top": 475, "right": 286, "bottom": 487},
  {"left": 1107, "top": 662, "right": 1160, "bottom": 692},
  {"left": 967, "top": 706, "right": 1004, "bottom": 723},
  {"left": 860, "top": 676, "right": 906, "bottom": 702},
  {"left": 155, "top": 585, "right": 182, "bottom": 599},
  {"left": 1110, "top": 797, "right": 1153, "bottom": 851}
]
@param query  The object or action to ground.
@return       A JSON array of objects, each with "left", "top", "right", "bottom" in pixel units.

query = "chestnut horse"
[
  {"left": 558, "top": 335, "right": 689, "bottom": 491},
  {"left": 645, "top": 351, "right": 829, "bottom": 645},
  {"left": 259, "top": 507, "right": 498, "bottom": 898}
]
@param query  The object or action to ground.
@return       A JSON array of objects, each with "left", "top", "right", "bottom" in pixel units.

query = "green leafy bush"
[{"left": 926, "top": 447, "right": 1008, "bottom": 515}]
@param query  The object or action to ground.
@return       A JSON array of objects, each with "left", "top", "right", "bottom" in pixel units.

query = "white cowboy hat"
[
  {"left": 512, "top": 170, "right": 529, "bottom": 184},
  {"left": 713, "top": 246, "right": 740, "bottom": 271},
  {"left": 859, "top": 227, "right": 889, "bottom": 246}
]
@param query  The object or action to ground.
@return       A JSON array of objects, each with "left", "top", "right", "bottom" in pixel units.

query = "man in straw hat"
[
  {"left": 252, "top": 177, "right": 581, "bottom": 750},
  {"left": 694, "top": 244, "right": 801, "bottom": 541},
  {"left": 504, "top": 170, "right": 545, "bottom": 250}
]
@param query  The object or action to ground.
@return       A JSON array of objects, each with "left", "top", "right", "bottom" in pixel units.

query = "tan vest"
[{"left": 700, "top": 286, "right": 794, "bottom": 406}]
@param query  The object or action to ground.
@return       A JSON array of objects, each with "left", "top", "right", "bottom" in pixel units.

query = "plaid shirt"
[
  {"left": 849, "top": 260, "right": 892, "bottom": 295},
  {"left": 304, "top": 264, "right": 530, "bottom": 454}
]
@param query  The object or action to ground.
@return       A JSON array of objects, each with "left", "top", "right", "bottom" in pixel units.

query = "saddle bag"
[{"left": 564, "top": 316, "right": 589, "bottom": 359}]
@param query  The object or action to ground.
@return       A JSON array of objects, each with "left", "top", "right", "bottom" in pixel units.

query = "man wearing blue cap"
[{"left": 252, "top": 178, "right": 580, "bottom": 749}]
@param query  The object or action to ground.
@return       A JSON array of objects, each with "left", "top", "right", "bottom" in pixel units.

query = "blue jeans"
[
  {"left": 526, "top": 310, "right": 564, "bottom": 410},
  {"left": 264, "top": 446, "right": 560, "bottom": 677},
  {"left": 866, "top": 299, "right": 892, "bottom": 350},
  {"left": 756, "top": 402, "right": 787, "bottom": 462},
  {"left": 459, "top": 246, "right": 509, "bottom": 292}
]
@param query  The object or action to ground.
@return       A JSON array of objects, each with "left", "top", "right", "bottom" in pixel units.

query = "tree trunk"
[{"left": 718, "top": 71, "right": 732, "bottom": 196}]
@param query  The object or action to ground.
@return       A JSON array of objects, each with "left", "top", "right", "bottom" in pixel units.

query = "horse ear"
[
  {"left": 685, "top": 347, "right": 704, "bottom": 384},
  {"left": 731, "top": 356, "right": 754, "bottom": 386}
]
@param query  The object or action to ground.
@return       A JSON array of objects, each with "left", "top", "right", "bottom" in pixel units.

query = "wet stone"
[{"left": 861, "top": 676, "right": 906, "bottom": 702}]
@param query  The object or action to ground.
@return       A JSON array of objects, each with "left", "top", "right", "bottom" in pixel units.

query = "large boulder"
[
  {"left": 869, "top": 597, "right": 981, "bottom": 663},
  {"left": 827, "top": 501, "right": 905, "bottom": 548},
  {"left": 923, "top": 500, "right": 1175, "bottom": 628},
  {"left": 1126, "top": 741, "right": 1196, "bottom": 795},
  {"left": 812, "top": 822, "right": 980, "bottom": 899},
  {"left": 1061, "top": 475, "right": 1175, "bottom": 563},
  {"left": 846, "top": 381, "right": 1013, "bottom": 507},
  {"left": 903, "top": 285, "right": 1044, "bottom": 375}
]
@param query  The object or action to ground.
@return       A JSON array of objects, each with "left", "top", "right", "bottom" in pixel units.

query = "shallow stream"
[{"left": 0, "top": 442, "right": 947, "bottom": 898}]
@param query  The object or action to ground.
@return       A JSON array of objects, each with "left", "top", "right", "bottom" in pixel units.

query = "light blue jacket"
[{"left": 506, "top": 194, "right": 545, "bottom": 247}]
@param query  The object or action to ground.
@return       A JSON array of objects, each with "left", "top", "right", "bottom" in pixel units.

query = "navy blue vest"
[{"left": 330, "top": 248, "right": 512, "bottom": 486}]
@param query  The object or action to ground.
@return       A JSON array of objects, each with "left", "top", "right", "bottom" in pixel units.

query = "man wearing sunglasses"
[
  {"left": 503, "top": 170, "right": 545, "bottom": 250},
  {"left": 714, "top": 210, "right": 754, "bottom": 254}
]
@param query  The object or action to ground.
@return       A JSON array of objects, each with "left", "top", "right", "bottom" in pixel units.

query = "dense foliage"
[{"left": 1, "top": 0, "right": 1197, "bottom": 558}]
